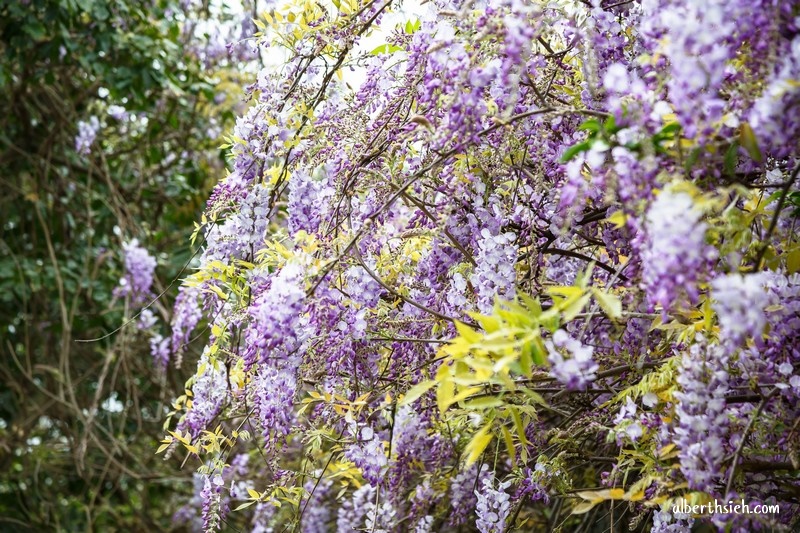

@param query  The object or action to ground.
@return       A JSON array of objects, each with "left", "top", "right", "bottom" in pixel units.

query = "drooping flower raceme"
[
  {"left": 673, "top": 341, "right": 730, "bottom": 493},
  {"left": 335, "top": 483, "right": 375, "bottom": 533},
  {"left": 711, "top": 272, "right": 772, "bottom": 349},
  {"left": 475, "top": 476, "right": 512, "bottom": 533},
  {"left": 344, "top": 423, "right": 387, "bottom": 486},
  {"left": 200, "top": 476, "right": 222, "bottom": 533},
  {"left": 749, "top": 36, "right": 800, "bottom": 159},
  {"left": 471, "top": 228, "right": 518, "bottom": 314},
  {"left": 170, "top": 285, "right": 203, "bottom": 367},
  {"left": 252, "top": 366, "right": 297, "bottom": 452},
  {"left": 178, "top": 349, "right": 228, "bottom": 439},
  {"left": 115, "top": 239, "right": 157, "bottom": 305},
  {"left": 243, "top": 261, "right": 307, "bottom": 369},
  {"left": 75, "top": 116, "right": 100, "bottom": 156},
  {"left": 641, "top": 189, "right": 712, "bottom": 315}
]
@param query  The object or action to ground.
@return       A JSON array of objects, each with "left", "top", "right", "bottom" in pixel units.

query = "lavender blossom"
[
  {"left": 475, "top": 476, "right": 512, "bottom": 533},
  {"left": 336, "top": 484, "right": 375, "bottom": 532},
  {"left": 612, "top": 396, "right": 644, "bottom": 443},
  {"left": 107, "top": 105, "right": 128, "bottom": 121},
  {"left": 301, "top": 475, "right": 332, "bottom": 533},
  {"left": 200, "top": 476, "right": 221, "bottom": 532},
  {"left": 75, "top": 116, "right": 100, "bottom": 155},
  {"left": 449, "top": 464, "right": 489, "bottom": 526},
  {"left": 252, "top": 366, "right": 297, "bottom": 451},
  {"left": 178, "top": 350, "right": 228, "bottom": 439},
  {"left": 170, "top": 285, "right": 203, "bottom": 368},
  {"left": 641, "top": 189, "right": 712, "bottom": 315},
  {"left": 651, "top": 509, "right": 694, "bottom": 533},
  {"left": 344, "top": 424, "right": 387, "bottom": 486},
  {"left": 711, "top": 272, "right": 772, "bottom": 349},
  {"left": 115, "top": 239, "right": 157, "bottom": 305},
  {"left": 149, "top": 333, "right": 170, "bottom": 370},
  {"left": 674, "top": 341, "right": 730, "bottom": 493},
  {"left": 288, "top": 169, "right": 334, "bottom": 236},
  {"left": 471, "top": 229, "right": 518, "bottom": 314},
  {"left": 546, "top": 329, "right": 598, "bottom": 391},
  {"left": 244, "top": 261, "right": 307, "bottom": 368}
]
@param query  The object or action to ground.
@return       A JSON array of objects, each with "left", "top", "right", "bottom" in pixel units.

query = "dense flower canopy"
[{"left": 119, "top": 0, "right": 800, "bottom": 530}]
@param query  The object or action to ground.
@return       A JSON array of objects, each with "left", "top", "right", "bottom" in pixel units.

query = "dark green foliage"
[{"left": 0, "top": 1, "right": 233, "bottom": 529}]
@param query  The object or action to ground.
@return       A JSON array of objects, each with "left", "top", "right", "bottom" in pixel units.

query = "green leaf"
[
  {"left": 684, "top": 147, "right": 702, "bottom": 171},
  {"left": 592, "top": 288, "right": 622, "bottom": 320},
  {"left": 519, "top": 341, "right": 534, "bottom": 376},
  {"left": 787, "top": 248, "right": 800, "bottom": 274},
  {"left": 234, "top": 500, "right": 256, "bottom": 511},
  {"left": 370, "top": 43, "right": 402, "bottom": 55},
  {"left": 501, "top": 425, "right": 516, "bottom": 463},
  {"left": 603, "top": 115, "right": 621, "bottom": 134},
  {"left": 463, "top": 396, "right": 504, "bottom": 409},
  {"left": 739, "top": 123, "right": 763, "bottom": 163},
  {"left": 562, "top": 293, "right": 591, "bottom": 322},
  {"left": 520, "top": 388, "right": 547, "bottom": 407},
  {"left": 723, "top": 141, "right": 739, "bottom": 176},
  {"left": 659, "top": 122, "right": 681, "bottom": 135},
  {"left": 464, "top": 423, "right": 494, "bottom": 465},
  {"left": 400, "top": 379, "right": 436, "bottom": 406},
  {"left": 578, "top": 118, "right": 601, "bottom": 134},
  {"left": 404, "top": 19, "right": 420, "bottom": 34},
  {"left": 560, "top": 140, "right": 593, "bottom": 163}
]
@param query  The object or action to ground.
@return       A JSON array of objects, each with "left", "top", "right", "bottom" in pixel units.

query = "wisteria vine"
[{"left": 114, "top": 0, "right": 800, "bottom": 531}]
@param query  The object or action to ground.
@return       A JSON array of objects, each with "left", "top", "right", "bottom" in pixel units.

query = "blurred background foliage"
[{"left": 0, "top": 0, "right": 253, "bottom": 529}]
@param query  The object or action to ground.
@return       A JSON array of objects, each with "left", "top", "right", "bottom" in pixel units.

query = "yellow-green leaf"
[
  {"left": 445, "top": 386, "right": 483, "bottom": 410},
  {"left": 462, "top": 396, "right": 504, "bottom": 409},
  {"left": 592, "top": 288, "right": 622, "bottom": 320},
  {"left": 739, "top": 122, "right": 763, "bottom": 163},
  {"left": 234, "top": 500, "right": 256, "bottom": 511},
  {"left": 454, "top": 321, "right": 482, "bottom": 343},
  {"left": 562, "top": 293, "right": 591, "bottom": 322},
  {"left": 400, "top": 380, "right": 436, "bottom": 406},
  {"left": 787, "top": 248, "right": 800, "bottom": 274},
  {"left": 501, "top": 425, "right": 516, "bottom": 463},
  {"left": 572, "top": 501, "right": 598, "bottom": 515},
  {"left": 606, "top": 210, "right": 628, "bottom": 229},
  {"left": 464, "top": 423, "right": 493, "bottom": 465},
  {"left": 437, "top": 379, "right": 455, "bottom": 413}
]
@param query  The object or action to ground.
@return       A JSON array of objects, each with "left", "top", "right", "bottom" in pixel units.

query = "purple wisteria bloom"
[
  {"left": 115, "top": 239, "right": 157, "bottom": 305},
  {"left": 75, "top": 116, "right": 100, "bottom": 155},
  {"left": 711, "top": 272, "right": 772, "bottom": 349},
  {"left": 674, "top": 341, "right": 730, "bottom": 493},
  {"left": 471, "top": 229, "right": 517, "bottom": 314},
  {"left": 641, "top": 189, "right": 713, "bottom": 315},
  {"left": 546, "top": 329, "right": 598, "bottom": 391},
  {"left": 475, "top": 476, "right": 512, "bottom": 533}
]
